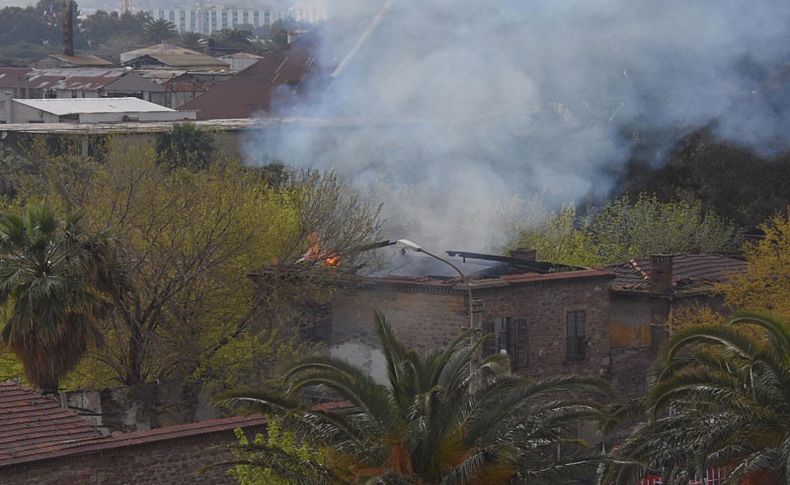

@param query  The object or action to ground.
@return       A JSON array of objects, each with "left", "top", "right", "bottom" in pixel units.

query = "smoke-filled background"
[{"left": 245, "top": 0, "right": 790, "bottom": 251}]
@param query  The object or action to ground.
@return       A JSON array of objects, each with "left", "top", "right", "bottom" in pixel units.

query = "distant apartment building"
[{"left": 147, "top": 4, "right": 326, "bottom": 35}]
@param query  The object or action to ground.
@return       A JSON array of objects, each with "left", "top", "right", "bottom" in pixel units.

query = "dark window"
[
  {"left": 566, "top": 310, "right": 586, "bottom": 360},
  {"left": 298, "top": 303, "right": 332, "bottom": 342},
  {"left": 484, "top": 317, "right": 529, "bottom": 370},
  {"left": 514, "top": 318, "right": 529, "bottom": 368},
  {"left": 493, "top": 317, "right": 512, "bottom": 357}
]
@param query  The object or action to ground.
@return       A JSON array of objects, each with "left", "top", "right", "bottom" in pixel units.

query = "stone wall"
[
  {"left": 0, "top": 426, "right": 261, "bottom": 485},
  {"left": 330, "top": 275, "right": 613, "bottom": 381}
]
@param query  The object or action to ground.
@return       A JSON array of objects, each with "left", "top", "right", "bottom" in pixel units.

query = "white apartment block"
[{"left": 148, "top": 4, "right": 327, "bottom": 35}]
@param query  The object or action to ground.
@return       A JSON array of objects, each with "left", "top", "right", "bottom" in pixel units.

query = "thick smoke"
[{"left": 246, "top": 0, "right": 790, "bottom": 252}]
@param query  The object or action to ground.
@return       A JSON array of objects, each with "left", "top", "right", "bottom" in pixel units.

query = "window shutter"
[
  {"left": 482, "top": 319, "right": 496, "bottom": 357},
  {"left": 514, "top": 318, "right": 529, "bottom": 368}
]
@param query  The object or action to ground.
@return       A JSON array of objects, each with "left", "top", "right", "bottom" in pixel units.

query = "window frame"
[{"left": 565, "top": 310, "right": 587, "bottom": 361}]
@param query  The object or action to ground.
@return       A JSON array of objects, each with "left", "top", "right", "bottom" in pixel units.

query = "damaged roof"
[{"left": 608, "top": 254, "right": 748, "bottom": 294}]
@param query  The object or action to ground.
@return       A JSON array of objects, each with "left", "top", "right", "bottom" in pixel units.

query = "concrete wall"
[
  {"left": 77, "top": 111, "right": 196, "bottom": 123},
  {"left": 5, "top": 101, "right": 60, "bottom": 123}
]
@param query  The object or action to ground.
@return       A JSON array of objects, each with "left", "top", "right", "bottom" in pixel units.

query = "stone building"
[
  {"left": 251, "top": 248, "right": 748, "bottom": 396},
  {"left": 252, "top": 246, "right": 614, "bottom": 383},
  {"left": 605, "top": 253, "right": 748, "bottom": 395}
]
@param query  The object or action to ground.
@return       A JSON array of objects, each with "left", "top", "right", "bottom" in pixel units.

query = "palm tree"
[
  {"left": 155, "top": 123, "right": 216, "bottom": 171},
  {"left": 143, "top": 19, "right": 177, "bottom": 44},
  {"left": 177, "top": 31, "right": 205, "bottom": 51},
  {"left": 221, "top": 313, "right": 611, "bottom": 484},
  {"left": 211, "top": 28, "right": 254, "bottom": 53},
  {"left": 602, "top": 314, "right": 790, "bottom": 485},
  {"left": 0, "top": 203, "right": 125, "bottom": 391}
]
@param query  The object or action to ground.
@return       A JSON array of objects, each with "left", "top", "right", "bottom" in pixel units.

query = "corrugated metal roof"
[
  {"left": 0, "top": 68, "right": 33, "bottom": 89},
  {"left": 48, "top": 54, "right": 113, "bottom": 67},
  {"left": 13, "top": 97, "right": 176, "bottom": 116},
  {"left": 607, "top": 254, "right": 748, "bottom": 294},
  {"left": 182, "top": 33, "right": 317, "bottom": 119},
  {"left": 143, "top": 53, "right": 229, "bottom": 69},
  {"left": 120, "top": 43, "right": 207, "bottom": 64}
]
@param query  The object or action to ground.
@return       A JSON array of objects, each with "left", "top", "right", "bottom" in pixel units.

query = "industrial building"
[{"left": 1, "top": 97, "right": 196, "bottom": 124}]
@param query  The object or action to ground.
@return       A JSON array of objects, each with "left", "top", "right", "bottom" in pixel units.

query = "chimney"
[
  {"left": 61, "top": 0, "right": 74, "bottom": 57},
  {"left": 510, "top": 248, "right": 537, "bottom": 261},
  {"left": 649, "top": 254, "right": 674, "bottom": 294}
]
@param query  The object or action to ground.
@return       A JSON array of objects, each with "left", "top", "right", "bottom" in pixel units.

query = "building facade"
[{"left": 148, "top": 4, "right": 326, "bottom": 35}]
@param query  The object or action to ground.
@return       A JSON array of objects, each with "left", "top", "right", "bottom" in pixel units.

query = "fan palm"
[
  {"left": 0, "top": 203, "right": 124, "bottom": 391},
  {"left": 155, "top": 122, "right": 216, "bottom": 171},
  {"left": 601, "top": 314, "right": 790, "bottom": 485},
  {"left": 222, "top": 313, "right": 611, "bottom": 484}
]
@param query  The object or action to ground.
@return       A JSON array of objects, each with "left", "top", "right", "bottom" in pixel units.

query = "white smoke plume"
[{"left": 245, "top": 0, "right": 790, "bottom": 252}]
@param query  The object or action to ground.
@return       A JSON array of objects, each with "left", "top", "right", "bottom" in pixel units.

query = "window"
[
  {"left": 566, "top": 310, "right": 586, "bottom": 360},
  {"left": 483, "top": 317, "right": 529, "bottom": 370}
]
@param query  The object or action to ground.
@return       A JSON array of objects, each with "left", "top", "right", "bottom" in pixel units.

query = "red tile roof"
[
  {"left": 181, "top": 35, "right": 318, "bottom": 120},
  {"left": 0, "top": 381, "right": 102, "bottom": 468},
  {"left": 0, "top": 381, "right": 267, "bottom": 469},
  {"left": 608, "top": 254, "right": 748, "bottom": 294}
]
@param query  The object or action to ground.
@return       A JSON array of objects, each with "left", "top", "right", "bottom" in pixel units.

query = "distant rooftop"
[
  {"left": 45, "top": 54, "right": 113, "bottom": 67},
  {"left": 12, "top": 97, "right": 177, "bottom": 116}
]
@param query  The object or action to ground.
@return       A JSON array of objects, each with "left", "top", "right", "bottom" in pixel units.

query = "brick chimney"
[
  {"left": 61, "top": 0, "right": 74, "bottom": 57},
  {"left": 509, "top": 248, "right": 537, "bottom": 261},
  {"left": 649, "top": 254, "right": 674, "bottom": 294}
]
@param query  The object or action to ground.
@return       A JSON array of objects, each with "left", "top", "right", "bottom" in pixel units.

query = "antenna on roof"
[{"left": 330, "top": 0, "right": 395, "bottom": 79}]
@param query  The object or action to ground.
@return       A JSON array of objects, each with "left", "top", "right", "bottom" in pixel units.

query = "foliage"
[
  {"left": 155, "top": 123, "right": 217, "bottom": 172},
  {"left": 221, "top": 313, "right": 611, "bottom": 484},
  {"left": 143, "top": 18, "right": 177, "bottom": 43},
  {"left": 210, "top": 29, "right": 254, "bottom": 53},
  {"left": 719, "top": 209, "right": 790, "bottom": 318},
  {"left": 602, "top": 314, "right": 790, "bottom": 484},
  {"left": 229, "top": 419, "right": 331, "bottom": 485},
  {"left": 82, "top": 10, "right": 150, "bottom": 46},
  {"left": 177, "top": 32, "right": 206, "bottom": 51},
  {"left": 616, "top": 127, "right": 790, "bottom": 228},
  {"left": 518, "top": 194, "right": 739, "bottom": 267},
  {"left": 0, "top": 203, "right": 125, "bottom": 390}
]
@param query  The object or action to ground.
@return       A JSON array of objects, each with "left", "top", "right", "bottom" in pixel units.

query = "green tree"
[
  {"left": 155, "top": 123, "right": 216, "bottom": 172},
  {"left": 228, "top": 419, "right": 331, "bottom": 485},
  {"left": 0, "top": 203, "right": 124, "bottom": 391},
  {"left": 210, "top": 29, "right": 254, "bottom": 53},
  {"left": 518, "top": 194, "right": 739, "bottom": 267},
  {"left": 143, "top": 18, "right": 177, "bottom": 43},
  {"left": 616, "top": 127, "right": 790, "bottom": 228},
  {"left": 221, "top": 313, "right": 610, "bottom": 484},
  {"left": 177, "top": 31, "right": 205, "bottom": 51},
  {"left": 602, "top": 314, "right": 790, "bottom": 485}
]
